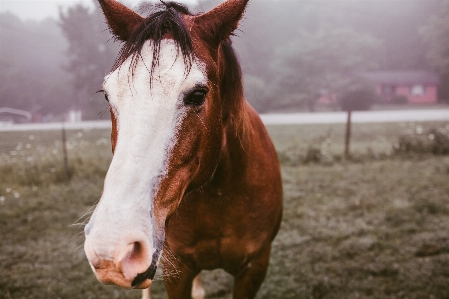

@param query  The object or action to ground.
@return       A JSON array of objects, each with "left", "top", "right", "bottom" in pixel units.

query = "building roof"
[
  {"left": 0, "top": 107, "right": 32, "bottom": 120},
  {"left": 358, "top": 70, "right": 440, "bottom": 85}
]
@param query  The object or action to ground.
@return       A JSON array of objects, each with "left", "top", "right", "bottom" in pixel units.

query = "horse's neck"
[
  {"left": 214, "top": 101, "right": 256, "bottom": 182},
  {"left": 213, "top": 41, "right": 260, "bottom": 185}
]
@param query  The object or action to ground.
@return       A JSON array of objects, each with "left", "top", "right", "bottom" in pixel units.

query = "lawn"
[{"left": 1, "top": 121, "right": 449, "bottom": 299}]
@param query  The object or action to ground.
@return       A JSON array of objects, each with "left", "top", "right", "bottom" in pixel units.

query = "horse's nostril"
[
  {"left": 116, "top": 238, "right": 151, "bottom": 280},
  {"left": 129, "top": 242, "right": 143, "bottom": 261},
  {"left": 84, "top": 222, "right": 93, "bottom": 236},
  {"left": 124, "top": 241, "right": 145, "bottom": 265}
]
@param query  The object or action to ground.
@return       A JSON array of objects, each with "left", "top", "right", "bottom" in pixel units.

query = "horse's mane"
[
  {"left": 218, "top": 39, "right": 247, "bottom": 140},
  {"left": 112, "top": 1, "right": 248, "bottom": 140}
]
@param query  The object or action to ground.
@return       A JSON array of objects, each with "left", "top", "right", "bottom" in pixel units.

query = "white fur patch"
[{"left": 85, "top": 40, "right": 206, "bottom": 267}]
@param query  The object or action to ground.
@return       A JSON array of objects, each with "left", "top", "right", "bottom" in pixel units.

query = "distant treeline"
[
  {"left": 0, "top": 13, "right": 71, "bottom": 117},
  {"left": 1, "top": 0, "right": 448, "bottom": 119}
]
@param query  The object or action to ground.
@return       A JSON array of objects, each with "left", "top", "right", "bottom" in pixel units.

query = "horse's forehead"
[{"left": 104, "top": 39, "right": 205, "bottom": 95}]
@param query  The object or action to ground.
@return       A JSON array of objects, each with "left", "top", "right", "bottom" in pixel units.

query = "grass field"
[{"left": 1, "top": 121, "right": 449, "bottom": 299}]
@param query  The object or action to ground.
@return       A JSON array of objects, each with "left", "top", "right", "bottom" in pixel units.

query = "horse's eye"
[
  {"left": 185, "top": 90, "right": 207, "bottom": 106},
  {"left": 104, "top": 94, "right": 109, "bottom": 102}
]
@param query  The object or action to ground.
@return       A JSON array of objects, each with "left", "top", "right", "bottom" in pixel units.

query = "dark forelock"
[{"left": 112, "top": 1, "right": 194, "bottom": 80}]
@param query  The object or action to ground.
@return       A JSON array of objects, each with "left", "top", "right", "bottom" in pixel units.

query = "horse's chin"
[{"left": 90, "top": 260, "right": 153, "bottom": 289}]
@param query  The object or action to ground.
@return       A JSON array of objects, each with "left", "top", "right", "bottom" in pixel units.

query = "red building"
[{"left": 359, "top": 70, "right": 440, "bottom": 104}]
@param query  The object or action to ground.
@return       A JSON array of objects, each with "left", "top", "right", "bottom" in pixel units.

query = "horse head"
[{"left": 84, "top": 0, "right": 249, "bottom": 289}]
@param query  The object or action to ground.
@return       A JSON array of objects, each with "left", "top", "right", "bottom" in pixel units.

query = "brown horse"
[{"left": 83, "top": 0, "right": 282, "bottom": 298}]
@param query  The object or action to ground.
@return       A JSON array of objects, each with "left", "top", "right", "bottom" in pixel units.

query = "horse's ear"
[
  {"left": 193, "top": 0, "right": 249, "bottom": 44},
  {"left": 98, "top": 0, "right": 144, "bottom": 41}
]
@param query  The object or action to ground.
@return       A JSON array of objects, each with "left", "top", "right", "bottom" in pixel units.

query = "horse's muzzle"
[{"left": 84, "top": 231, "right": 155, "bottom": 289}]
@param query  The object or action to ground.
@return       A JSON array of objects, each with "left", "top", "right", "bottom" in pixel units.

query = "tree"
[
  {"left": 215, "top": 0, "right": 440, "bottom": 113},
  {"left": 0, "top": 12, "right": 71, "bottom": 116},
  {"left": 59, "top": 2, "right": 120, "bottom": 119},
  {"left": 340, "top": 87, "right": 378, "bottom": 111},
  {"left": 422, "top": 0, "right": 449, "bottom": 102},
  {"left": 267, "top": 26, "right": 380, "bottom": 112}
]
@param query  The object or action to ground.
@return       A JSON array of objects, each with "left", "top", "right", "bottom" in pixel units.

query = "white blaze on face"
[{"left": 85, "top": 39, "right": 206, "bottom": 273}]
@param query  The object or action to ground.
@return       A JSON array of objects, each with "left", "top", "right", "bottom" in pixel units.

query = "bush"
[
  {"left": 303, "top": 147, "right": 322, "bottom": 164},
  {"left": 394, "top": 128, "right": 449, "bottom": 155},
  {"left": 429, "top": 128, "right": 449, "bottom": 154},
  {"left": 277, "top": 146, "right": 324, "bottom": 165}
]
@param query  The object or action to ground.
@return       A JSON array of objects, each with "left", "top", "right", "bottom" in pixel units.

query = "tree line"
[{"left": 1, "top": 0, "right": 448, "bottom": 120}]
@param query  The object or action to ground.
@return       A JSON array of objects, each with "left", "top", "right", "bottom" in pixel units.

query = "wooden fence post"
[
  {"left": 61, "top": 123, "right": 70, "bottom": 178},
  {"left": 344, "top": 110, "right": 352, "bottom": 159}
]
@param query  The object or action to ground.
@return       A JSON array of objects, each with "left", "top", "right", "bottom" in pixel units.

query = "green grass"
[{"left": 1, "top": 122, "right": 449, "bottom": 299}]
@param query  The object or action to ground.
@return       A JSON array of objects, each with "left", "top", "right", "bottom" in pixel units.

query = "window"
[{"left": 411, "top": 85, "right": 425, "bottom": 96}]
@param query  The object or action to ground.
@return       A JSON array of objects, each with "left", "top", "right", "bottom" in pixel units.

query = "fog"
[
  {"left": 0, "top": 0, "right": 448, "bottom": 122},
  {"left": 0, "top": 0, "right": 198, "bottom": 20}
]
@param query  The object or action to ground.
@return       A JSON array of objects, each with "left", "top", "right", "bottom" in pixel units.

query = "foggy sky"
[{"left": 0, "top": 0, "right": 199, "bottom": 21}]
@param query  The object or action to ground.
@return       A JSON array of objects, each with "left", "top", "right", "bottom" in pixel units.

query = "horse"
[{"left": 83, "top": 0, "right": 283, "bottom": 298}]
